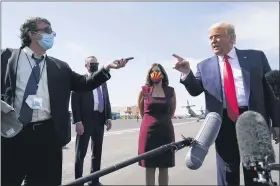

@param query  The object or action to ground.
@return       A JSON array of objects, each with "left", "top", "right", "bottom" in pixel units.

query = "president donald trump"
[{"left": 173, "top": 22, "right": 280, "bottom": 186}]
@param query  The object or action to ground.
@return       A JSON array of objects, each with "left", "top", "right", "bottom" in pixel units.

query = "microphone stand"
[{"left": 61, "top": 136, "right": 194, "bottom": 186}]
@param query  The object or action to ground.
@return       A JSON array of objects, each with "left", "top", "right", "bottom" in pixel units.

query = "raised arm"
[
  {"left": 70, "top": 67, "right": 111, "bottom": 92},
  {"left": 70, "top": 58, "right": 132, "bottom": 92},
  {"left": 180, "top": 67, "right": 204, "bottom": 96},
  {"left": 172, "top": 54, "right": 204, "bottom": 96},
  {"left": 137, "top": 90, "right": 144, "bottom": 118}
]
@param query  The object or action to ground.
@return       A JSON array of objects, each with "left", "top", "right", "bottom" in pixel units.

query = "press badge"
[
  {"left": 26, "top": 95, "right": 43, "bottom": 110},
  {"left": 32, "top": 97, "right": 43, "bottom": 109}
]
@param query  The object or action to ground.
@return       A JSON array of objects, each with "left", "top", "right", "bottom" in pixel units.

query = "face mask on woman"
[{"left": 150, "top": 71, "right": 163, "bottom": 84}]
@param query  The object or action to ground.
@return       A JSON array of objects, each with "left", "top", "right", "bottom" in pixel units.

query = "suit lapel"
[
  {"left": 101, "top": 83, "right": 106, "bottom": 104},
  {"left": 86, "top": 74, "right": 95, "bottom": 104},
  {"left": 101, "top": 83, "right": 107, "bottom": 119},
  {"left": 235, "top": 48, "right": 251, "bottom": 101},
  {"left": 46, "top": 56, "right": 59, "bottom": 109},
  {"left": 210, "top": 56, "right": 223, "bottom": 102}
]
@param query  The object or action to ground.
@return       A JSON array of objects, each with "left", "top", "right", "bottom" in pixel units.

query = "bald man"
[
  {"left": 173, "top": 22, "right": 279, "bottom": 186},
  {"left": 71, "top": 56, "right": 112, "bottom": 186}
]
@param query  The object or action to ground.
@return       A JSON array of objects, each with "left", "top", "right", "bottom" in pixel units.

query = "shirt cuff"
[
  {"left": 180, "top": 72, "right": 190, "bottom": 81},
  {"left": 103, "top": 64, "right": 110, "bottom": 71}
]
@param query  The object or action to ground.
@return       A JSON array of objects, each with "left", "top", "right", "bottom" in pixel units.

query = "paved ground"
[{"left": 62, "top": 119, "right": 279, "bottom": 185}]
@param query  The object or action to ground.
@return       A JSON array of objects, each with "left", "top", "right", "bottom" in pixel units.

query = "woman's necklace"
[{"left": 154, "top": 89, "right": 160, "bottom": 94}]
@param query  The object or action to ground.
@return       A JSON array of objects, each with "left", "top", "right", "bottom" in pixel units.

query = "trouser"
[
  {"left": 215, "top": 107, "right": 269, "bottom": 186},
  {"left": 1, "top": 119, "right": 62, "bottom": 186},
  {"left": 75, "top": 111, "right": 105, "bottom": 186}
]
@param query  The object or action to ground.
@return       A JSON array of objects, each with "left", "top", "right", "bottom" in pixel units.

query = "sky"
[{"left": 1, "top": 2, "right": 279, "bottom": 115}]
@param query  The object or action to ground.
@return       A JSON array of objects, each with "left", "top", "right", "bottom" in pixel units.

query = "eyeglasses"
[{"left": 31, "top": 26, "right": 56, "bottom": 36}]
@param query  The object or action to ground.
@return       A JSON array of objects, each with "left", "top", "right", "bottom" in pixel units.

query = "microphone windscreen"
[
  {"left": 185, "top": 112, "right": 222, "bottom": 170},
  {"left": 1, "top": 100, "right": 23, "bottom": 138},
  {"left": 265, "top": 70, "right": 280, "bottom": 99},
  {"left": 236, "top": 110, "right": 275, "bottom": 169}
]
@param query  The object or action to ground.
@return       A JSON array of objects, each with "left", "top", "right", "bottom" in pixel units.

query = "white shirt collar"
[
  {"left": 217, "top": 47, "right": 237, "bottom": 61},
  {"left": 23, "top": 46, "right": 47, "bottom": 59}
]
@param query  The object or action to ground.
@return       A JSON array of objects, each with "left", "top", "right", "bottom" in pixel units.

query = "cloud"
[{"left": 205, "top": 3, "right": 279, "bottom": 53}]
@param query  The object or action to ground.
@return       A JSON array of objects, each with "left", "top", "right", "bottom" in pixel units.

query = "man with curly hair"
[{"left": 1, "top": 17, "right": 130, "bottom": 186}]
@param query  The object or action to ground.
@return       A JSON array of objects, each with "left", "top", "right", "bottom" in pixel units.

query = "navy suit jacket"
[
  {"left": 71, "top": 75, "right": 112, "bottom": 128},
  {"left": 180, "top": 48, "right": 279, "bottom": 127}
]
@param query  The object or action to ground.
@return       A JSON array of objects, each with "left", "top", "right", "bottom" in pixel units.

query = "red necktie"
[{"left": 223, "top": 55, "right": 239, "bottom": 121}]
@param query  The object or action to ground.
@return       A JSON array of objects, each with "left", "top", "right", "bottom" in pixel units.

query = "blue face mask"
[{"left": 38, "top": 33, "right": 55, "bottom": 50}]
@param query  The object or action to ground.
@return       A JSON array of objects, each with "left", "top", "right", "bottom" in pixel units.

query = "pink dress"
[{"left": 138, "top": 85, "right": 175, "bottom": 168}]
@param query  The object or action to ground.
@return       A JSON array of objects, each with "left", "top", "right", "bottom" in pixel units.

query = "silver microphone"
[{"left": 185, "top": 112, "right": 222, "bottom": 170}]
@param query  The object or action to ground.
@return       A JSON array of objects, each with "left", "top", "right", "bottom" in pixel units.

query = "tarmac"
[{"left": 62, "top": 119, "right": 280, "bottom": 185}]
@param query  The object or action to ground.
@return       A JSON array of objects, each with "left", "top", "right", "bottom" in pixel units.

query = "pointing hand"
[
  {"left": 172, "top": 54, "right": 191, "bottom": 74},
  {"left": 104, "top": 57, "right": 134, "bottom": 70}
]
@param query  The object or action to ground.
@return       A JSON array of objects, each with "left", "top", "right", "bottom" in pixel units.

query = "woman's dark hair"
[
  {"left": 145, "top": 63, "right": 169, "bottom": 87},
  {"left": 20, "top": 17, "right": 51, "bottom": 47}
]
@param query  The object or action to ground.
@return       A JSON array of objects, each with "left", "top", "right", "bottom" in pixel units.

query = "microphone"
[
  {"left": 1, "top": 100, "right": 23, "bottom": 138},
  {"left": 185, "top": 112, "right": 222, "bottom": 170},
  {"left": 236, "top": 110, "right": 277, "bottom": 185},
  {"left": 265, "top": 70, "right": 280, "bottom": 143},
  {"left": 265, "top": 70, "right": 279, "bottom": 100}
]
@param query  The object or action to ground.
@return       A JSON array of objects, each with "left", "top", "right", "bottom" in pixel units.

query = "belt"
[
  {"left": 28, "top": 119, "right": 52, "bottom": 131},
  {"left": 238, "top": 106, "right": 248, "bottom": 110},
  {"left": 223, "top": 106, "right": 248, "bottom": 113},
  {"left": 223, "top": 106, "right": 248, "bottom": 110}
]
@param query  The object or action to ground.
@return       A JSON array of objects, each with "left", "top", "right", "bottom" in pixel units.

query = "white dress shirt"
[
  {"left": 218, "top": 48, "right": 248, "bottom": 108},
  {"left": 14, "top": 47, "right": 51, "bottom": 122},
  {"left": 181, "top": 47, "right": 248, "bottom": 108}
]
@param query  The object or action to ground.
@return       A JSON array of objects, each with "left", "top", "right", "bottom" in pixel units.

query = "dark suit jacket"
[
  {"left": 1, "top": 48, "right": 111, "bottom": 146},
  {"left": 71, "top": 78, "right": 112, "bottom": 128},
  {"left": 180, "top": 48, "right": 279, "bottom": 127}
]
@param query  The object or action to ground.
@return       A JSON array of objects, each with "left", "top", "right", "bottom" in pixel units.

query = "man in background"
[{"left": 71, "top": 56, "right": 112, "bottom": 186}]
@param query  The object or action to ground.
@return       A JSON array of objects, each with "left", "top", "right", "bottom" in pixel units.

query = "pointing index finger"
[{"left": 172, "top": 54, "right": 184, "bottom": 60}]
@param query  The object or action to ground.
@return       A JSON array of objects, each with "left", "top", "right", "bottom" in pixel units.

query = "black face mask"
[{"left": 89, "top": 63, "right": 99, "bottom": 72}]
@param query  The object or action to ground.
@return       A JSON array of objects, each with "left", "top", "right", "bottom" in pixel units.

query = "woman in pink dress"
[{"left": 137, "top": 63, "right": 176, "bottom": 185}]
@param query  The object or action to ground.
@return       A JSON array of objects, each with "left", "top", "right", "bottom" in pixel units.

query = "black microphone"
[
  {"left": 265, "top": 70, "right": 280, "bottom": 143},
  {"left": 236, "top": 110, "right": 278, "bottom": 185},
  {"left": 265, "top": 70, "right": 280, "bottom": 100},
  {"left": 185, "top": 112, "right": 222, "bottom": 170}
]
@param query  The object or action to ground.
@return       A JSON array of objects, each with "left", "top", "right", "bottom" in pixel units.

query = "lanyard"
[{"left": 24, "top": 52, "right": 46, "bottom": 87}]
